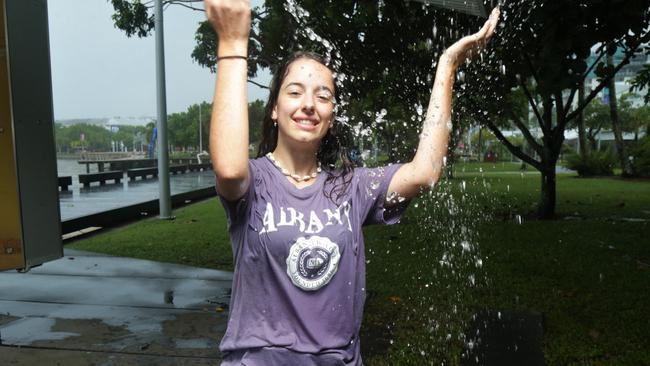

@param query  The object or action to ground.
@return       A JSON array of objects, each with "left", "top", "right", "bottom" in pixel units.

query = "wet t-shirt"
[{"left": 217, "top": 156, "right": 409, "bottom": 366}]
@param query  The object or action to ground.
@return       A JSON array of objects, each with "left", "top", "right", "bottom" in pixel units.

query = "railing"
[{"left": 79, "top": 152, "right": 146, "bottom": 161}]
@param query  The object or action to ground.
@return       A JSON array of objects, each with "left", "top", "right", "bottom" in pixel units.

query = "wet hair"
[{"left": 256, "top": 51, "right": 355, "bottom": 205}]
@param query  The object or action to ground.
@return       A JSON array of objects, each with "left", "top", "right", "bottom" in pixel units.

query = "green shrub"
[
  {"left": 564, "top": 149, "right": 615, "bottom": 176},
  {"left": 630, "top": 135, "right": 650, "bottom": 177}
]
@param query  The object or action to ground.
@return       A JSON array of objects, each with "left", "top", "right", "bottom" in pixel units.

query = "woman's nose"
[{"left": 301, "top": 94, "right": 315, "bottom": 114}]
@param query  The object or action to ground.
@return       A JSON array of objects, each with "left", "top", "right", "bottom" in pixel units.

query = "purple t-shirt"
[{"left": 217, "top": 156, "right": 409, "bottom": 366}]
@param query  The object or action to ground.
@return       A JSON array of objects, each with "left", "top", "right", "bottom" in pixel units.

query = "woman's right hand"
[{"left": 204, "top": 0, "right": 251, "bottom": 55}]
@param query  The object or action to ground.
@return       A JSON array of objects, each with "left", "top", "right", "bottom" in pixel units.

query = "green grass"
[
  {"left": 69, "top": 199, "right": 234, "bottom": 270},
  {"left": 68, "top": 162, "right": 650, "bottom": 365}
]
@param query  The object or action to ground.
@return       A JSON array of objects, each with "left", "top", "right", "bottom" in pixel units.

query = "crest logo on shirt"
[{"left": 286, "top": 236, "right": 340, "bottom": 291}]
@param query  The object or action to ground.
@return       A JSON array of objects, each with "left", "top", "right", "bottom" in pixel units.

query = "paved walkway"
[{"left": 0, "top": 249, "right": 232, "bottom": 365}]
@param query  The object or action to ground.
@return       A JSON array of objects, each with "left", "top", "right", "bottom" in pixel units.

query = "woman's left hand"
[{"left": 443, "top": 7, "right": 500, "bottom": 67}]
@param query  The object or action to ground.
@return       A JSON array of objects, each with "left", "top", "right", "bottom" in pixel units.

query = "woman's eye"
[
  {"left": 288, "top": 91, "right": 302, "bottom": 96},
  {"left": 317, "top": 95, "right": 332, "bottom": 102}
]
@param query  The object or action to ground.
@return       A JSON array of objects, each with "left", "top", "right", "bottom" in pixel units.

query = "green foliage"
[
  {"left": 110, "top": 0, "right": 153, "bottom": 38},
  {"left": 470, "top": 129, "right": 523, "bottom": 162},
  {"left": 564, "top": 150, "right": 616, "bottom": 177},
  {"left": 248, "top": 99, "right": 265, "bottom": 148},
  {"left": 167, "top": 101, "right": 211, "bottom": 151},
  {"left": 55, "top": 122, "right": 149, "bottom": 153},
  {"left": 630, "top": 135, "right": 650, "bottom": 177},
  {"left": 167, "top": 100, "right": 264, "bottom": 151},
  {"left": 630, "top": 64, "right": 650, "bottom": 104},
  {"left": 582, "top": 98, "right": 611, "bottom": 146},
  {"left": 624, "top": 98, "right": 650, "bottom": 134},
  {"left": 55, "top": 123, "right": 112, "bottom": 152}
]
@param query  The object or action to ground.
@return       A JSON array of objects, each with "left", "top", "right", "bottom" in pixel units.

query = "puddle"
[{"left": 1, "top": 317, "right": 79, "bottom": 345}]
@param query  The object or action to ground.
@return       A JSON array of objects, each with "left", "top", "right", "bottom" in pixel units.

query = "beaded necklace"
[{"left": 266, "top": 152, "right": 322, "bottom": 182}]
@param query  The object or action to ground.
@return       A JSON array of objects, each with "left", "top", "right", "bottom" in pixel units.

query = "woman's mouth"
[{"left": 292, "top": 118, "right": 320, "bottom": 131}]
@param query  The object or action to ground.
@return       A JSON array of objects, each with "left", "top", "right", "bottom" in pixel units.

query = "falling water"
[{"left": 281, "top": 1, "right": 517, "bottom": 364}]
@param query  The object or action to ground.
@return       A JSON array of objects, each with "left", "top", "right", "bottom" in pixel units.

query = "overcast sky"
[{"left": 48, "top": 0, "right": 270, "bottom": 120}]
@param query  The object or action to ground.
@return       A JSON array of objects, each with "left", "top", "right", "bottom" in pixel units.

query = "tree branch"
[
  {"left": 247, "top": 79, "right": 269, "bottom": 89},
  {"left": 479, "top": 114, "right": 541, "bottom": 170},
  {"left": 167, "top": 1, "right": 205, "bottom": 12},
  {"left": 509, "top": 109, "right": 543, "bottom": 156},
  {"left": 524, "top": 53, "right": 541, "bottom": 87},
  {"left": 519, "top": 80, "right": 548, "bottom": 135},
  {"left": 561, "top": 87, "right": 577, "bottom": 119}
]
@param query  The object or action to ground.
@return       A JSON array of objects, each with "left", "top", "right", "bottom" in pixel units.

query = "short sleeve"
[
  {"left": 216, "top": 160, "right": 255, "bottom": 228},
  {"left": 355, "top": 163, "right": 410, "bottom": 226}
]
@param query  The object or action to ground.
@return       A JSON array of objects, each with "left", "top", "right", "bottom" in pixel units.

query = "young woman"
[{"left": 205, "top": 1, "right": 500, "bottom": 365}]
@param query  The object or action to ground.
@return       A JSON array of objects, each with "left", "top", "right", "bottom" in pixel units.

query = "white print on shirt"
[
  {"left": 286, "top": 236, "right": 341, "bottom": 291},
  {"left": 260, "top": 201, "right": 352, "bottom": 234}
]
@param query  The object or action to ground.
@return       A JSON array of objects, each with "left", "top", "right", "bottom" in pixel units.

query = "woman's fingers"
[
  {"left": 204, "top": 0, "right": 251, "bottom": 43},
  {"left": 442, "top": 7, "right": 500, "bottom": 66},
  {"left": 469, "top": 7, "right": 500, "bottom": 50},
  {"left": 485, "top": 8, "right": 500, "bottom": 40}
]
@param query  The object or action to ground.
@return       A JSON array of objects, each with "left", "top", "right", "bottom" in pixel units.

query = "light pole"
[
  {"left": 199, "top": 103, "right": 203, "bottom": 153},
  {"left": 155, "top": 0, "right": 172, "bottom": 219}
]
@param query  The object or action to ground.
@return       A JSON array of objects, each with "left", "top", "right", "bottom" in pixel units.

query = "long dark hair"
[{"left": 256, "top": 51, "right": 355, "bottom": 205}]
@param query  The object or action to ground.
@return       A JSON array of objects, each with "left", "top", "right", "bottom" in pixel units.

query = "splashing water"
[{"left": 280, "top": 1, "right": 514, "bottom": 363}]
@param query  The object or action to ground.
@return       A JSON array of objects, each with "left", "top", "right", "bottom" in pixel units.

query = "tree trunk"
[
  {"left": 477, "top": 127, "right": 483, "bottom": 162},
  {"left": 577, "top": 80, "right": 589, "bottom": 157},
  {"left": 587, "top": 135, "right": 598, "bottom": 151},
  {"left": 607, "top": 54, "right": 633, "bottom": 177},
  {"left": 538, "top": 147, "right": 557, "bottom": 219}
]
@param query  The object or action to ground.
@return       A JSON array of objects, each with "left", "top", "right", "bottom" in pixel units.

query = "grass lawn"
[{"left": 68, "top": 162, "right": 650, "bottom": 365}]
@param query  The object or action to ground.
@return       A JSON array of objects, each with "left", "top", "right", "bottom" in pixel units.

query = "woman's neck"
[{"left": 272, "top": 142, "right": 319, "bottom": 177}]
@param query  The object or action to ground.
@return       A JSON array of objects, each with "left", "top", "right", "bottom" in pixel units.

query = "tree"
[
  {"left": 456, "top": 0, "right": 650, "bottom": 218},
  {"left": 110, "top": 0, "right": 270, "bottom": 88},
  {"left": 619, "top": 93, "right": 648, "bottom": 140},
  {"left": 54, "top": 123, "right": 112, "bottom": 152},
  {"left": 581, "top": 98, "right": 611, "bottom": 151}
]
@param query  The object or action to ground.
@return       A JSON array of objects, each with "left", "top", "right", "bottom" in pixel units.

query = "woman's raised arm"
[
  {"left": 205, "top": 0, "right": 252, "bottom": 201},
  {"left": 386, "top": 8, "right": 500, "bottom": 206}
]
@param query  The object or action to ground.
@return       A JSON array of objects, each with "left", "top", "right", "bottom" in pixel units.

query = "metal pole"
[
  {"left": 155, "top": 0, "right": 172, "bottom": 219},
  {"left": 199, "top": 103, "right": 203, "bottom": 152}
]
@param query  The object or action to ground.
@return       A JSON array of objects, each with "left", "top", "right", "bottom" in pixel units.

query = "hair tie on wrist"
[{"left": 217, "top": 55, "right": 247, "bottom": 62}]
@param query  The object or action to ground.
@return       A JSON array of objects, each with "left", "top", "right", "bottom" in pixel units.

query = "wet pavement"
[
  {"left": 59, "top": 171, "right": 215, "bottom": 220},
  {"left": 0, "top": 249, "right": 232, "bottom": 365}
]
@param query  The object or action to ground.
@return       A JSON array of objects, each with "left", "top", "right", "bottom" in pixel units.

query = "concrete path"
[{"left": 0, "top": 249, "right": 232, "bottom": 365}]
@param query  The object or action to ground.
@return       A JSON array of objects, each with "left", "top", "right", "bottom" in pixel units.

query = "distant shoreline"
[
  {"left": 56, "top": 152, "right": 147, "bottom": 160},
  {"left": 57, "top": 153, "right": 82, "bottom": 160}
]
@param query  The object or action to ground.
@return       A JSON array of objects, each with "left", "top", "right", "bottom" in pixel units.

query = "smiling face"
[{"left": 271, "top": 58, "right": 336, "bottom": 149}]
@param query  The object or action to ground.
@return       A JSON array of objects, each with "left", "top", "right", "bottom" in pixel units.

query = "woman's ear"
[{"left": 272, "top": 105, "right": 278, "bottom": 120}]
